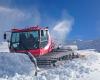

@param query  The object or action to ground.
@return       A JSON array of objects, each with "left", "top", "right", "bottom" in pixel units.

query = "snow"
[
  {"left": 0, "top": 42, "right": 9, "bottom": 52},
  {"left": 0, "top": 42, "right": 100, "bottom": 80},
  {"left": 63, "top": 45, "right": 78, "bottom": 50},
  {"left": 0, "top": 52, "right": 35, "bottom": 78}
]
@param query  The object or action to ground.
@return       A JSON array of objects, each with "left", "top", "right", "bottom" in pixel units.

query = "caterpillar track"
[{"left": 36, "top": 48, "right": 79, "bottom": 66}]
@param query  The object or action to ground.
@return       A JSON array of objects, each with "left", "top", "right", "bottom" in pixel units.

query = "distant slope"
[{"left": 66, "top": 39, "right": 100, "bottom": 52}]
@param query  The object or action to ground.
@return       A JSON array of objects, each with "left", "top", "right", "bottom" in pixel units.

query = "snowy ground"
[
  {"left": 0, "top": 42, "right": 100, "bottom": 80},
  {"left": 0, "top": 42, "right": 9, "bottom": 52}
]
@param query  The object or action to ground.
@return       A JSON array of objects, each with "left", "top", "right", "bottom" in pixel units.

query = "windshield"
[{"left": 10, "top": 30, "right": 39, "bottom": 50}]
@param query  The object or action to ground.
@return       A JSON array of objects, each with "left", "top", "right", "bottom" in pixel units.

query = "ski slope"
[{"left": 0, "top": 42, "right": 100, "bottom": 80}]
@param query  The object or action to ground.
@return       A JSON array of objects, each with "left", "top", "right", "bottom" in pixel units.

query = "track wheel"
[{"left": 72, "top": 52, "right": 75, "bottom": 59}]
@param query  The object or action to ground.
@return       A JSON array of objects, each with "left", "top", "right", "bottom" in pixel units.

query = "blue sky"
[{"left": 0, "top": 0, "right": 100, "bottom": 40}]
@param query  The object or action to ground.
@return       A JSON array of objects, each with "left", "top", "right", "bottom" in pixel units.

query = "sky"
[{"left": 0, "top": 0, "right": 100, "bottom": 41}]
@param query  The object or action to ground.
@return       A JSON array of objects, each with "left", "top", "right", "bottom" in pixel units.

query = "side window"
[
  {"left": 10, "top": 32, "right": 20, "bottom": 50},
  {"left": 41, "top": 30, "right": 48, "bottom": 41},
  {"left": 29, "top": 31, "right": 38, "bottom": 38},
  {"left": 40, "top": 30, "right": 48, "bottom": 48}
]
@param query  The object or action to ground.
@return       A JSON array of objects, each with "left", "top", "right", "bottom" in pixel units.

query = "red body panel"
[{"left": 15, "top": 40, "right": 52, "bottom": 56}]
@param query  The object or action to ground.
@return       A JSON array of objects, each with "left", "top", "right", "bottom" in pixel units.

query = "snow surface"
[
  {"left": 0, "top": 52, "right": 35, "bottom": 78},
  {"left": 0, "top": 42, "right": 9, "bottom": 52},
  {"left": 0, "top": 42, "right": 100, "bottom": 80}
]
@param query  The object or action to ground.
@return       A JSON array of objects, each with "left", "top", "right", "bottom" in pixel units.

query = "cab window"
[{"left": 40, "top": 30, "right": 48, "bottom": 48}]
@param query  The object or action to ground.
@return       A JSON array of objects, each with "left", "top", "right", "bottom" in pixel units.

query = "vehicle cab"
[{"left": 9, "top": 26, "right": 53, "bottom": 56}]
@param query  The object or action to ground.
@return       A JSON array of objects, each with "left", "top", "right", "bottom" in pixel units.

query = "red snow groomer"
[
  {"left": 4, "top": 26, "right": 79, "bottom": 66},
  {"left": 9, "top": 26, "right": 53, "bottom": 56}
]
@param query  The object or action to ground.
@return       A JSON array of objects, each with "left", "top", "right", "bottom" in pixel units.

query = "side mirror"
[{"left": 4, "top": 33, "right": 7, "bottom": 40}]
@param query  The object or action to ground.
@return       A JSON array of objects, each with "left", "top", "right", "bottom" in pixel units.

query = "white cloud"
[
  {"left": 0, "top": 6, "right": 41, "bottom": 41},
  {"left": 31, "top": 8, "right": 41, "bottom": 25},
  {"left": 0, "top": 6, "right": 30, "bottom": 22},
  {"left": 0, "top": 6, "right": 31, "bottom": 41}
]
